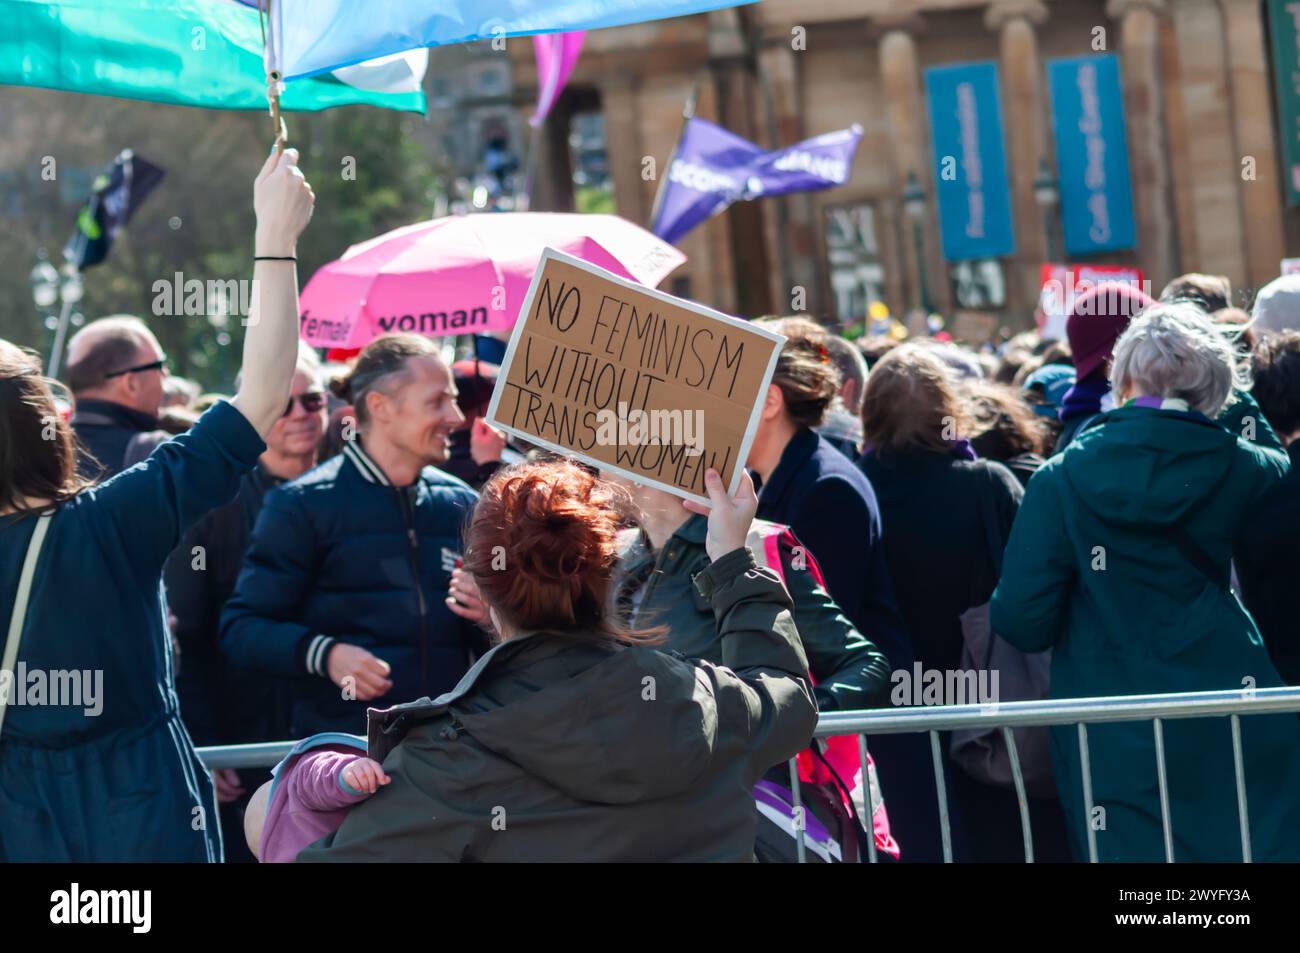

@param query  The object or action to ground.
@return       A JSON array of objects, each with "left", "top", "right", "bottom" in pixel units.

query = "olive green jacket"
[
  {"left": 613, "top": 514, "right": 891, "bottom": 711},
  {"left": 298, "top": 547, "right": 818, "bottom": 862}
]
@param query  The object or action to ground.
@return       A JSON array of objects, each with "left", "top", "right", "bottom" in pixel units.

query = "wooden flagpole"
[
  {"left": 259, "top": 0, "right": 287, "bottom": 155},
  {"left": 647, "top": 83, "right": 698, "bottom": 232}
]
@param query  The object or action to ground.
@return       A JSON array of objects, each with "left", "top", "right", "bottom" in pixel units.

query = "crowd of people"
[{"left": 3, "top": 153, "right": 1300, "bottom": 863}]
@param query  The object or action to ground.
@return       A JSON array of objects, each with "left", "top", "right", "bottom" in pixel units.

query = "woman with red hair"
[{"left": 288, "top": 463, "right": 818, "bottom": 862}]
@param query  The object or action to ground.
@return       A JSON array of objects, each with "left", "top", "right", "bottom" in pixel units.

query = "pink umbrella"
[{"left": 298, "top": 213, "right": 686, "bottom": 349}]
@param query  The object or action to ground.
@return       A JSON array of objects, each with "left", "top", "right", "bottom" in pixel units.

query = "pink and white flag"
[{"left": 530, "top": 31, "right": 586, "bottom": 128}]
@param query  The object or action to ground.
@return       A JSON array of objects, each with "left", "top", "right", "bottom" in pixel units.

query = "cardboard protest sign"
[{"left": 485, "top": 248, "right": 785, "bottom": 503}]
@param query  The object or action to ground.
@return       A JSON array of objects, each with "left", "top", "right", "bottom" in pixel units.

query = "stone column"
[
  {"left": 709, "top": 8, "right": 773, "bottom": 316},
  {"left": 757, "top": 40, "right": 820, "bottom": 315},
  {"left": 875, "top": 14, "right": 951, "bottom": 316},
  {"left": 527, "top": 101, "right": 576, "bottom": 213},
  {"left": 600, "top": 76, "right": 648, "bottom": 226},
  {"left": 1168, "top": 0, "right": 1247, "bottom": 284},
  {"left": 690, "top": 77, "right": 739, "bottom": 316},
  {"left": 1106, "top": 0, "right": 1178, "bottom": 290},
  {"left": 985, "top": 0, "right": 1050, "bottom": 317},
  {"left": 1220, "top": 0, "right": 1287, "bottom": 292}
]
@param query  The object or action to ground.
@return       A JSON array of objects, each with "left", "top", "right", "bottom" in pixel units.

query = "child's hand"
[{"left": 341, "top": 757, "right": 391, "bottom": 796}]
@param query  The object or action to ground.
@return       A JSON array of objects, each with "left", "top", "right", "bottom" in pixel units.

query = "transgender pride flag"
[
  {"left": 0, "top": 0, "right": 426, "bottom": 112},
  {"left": 265, "top": 0, "right": 759, "bottom": 81}
]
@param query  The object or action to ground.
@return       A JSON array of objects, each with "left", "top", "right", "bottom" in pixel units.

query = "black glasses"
[
  {"left": 283, "top": 391, "right": 326, "bottom": 417},
  {"left": 104, "top": 356, "right": 167, "bottom": 379}
]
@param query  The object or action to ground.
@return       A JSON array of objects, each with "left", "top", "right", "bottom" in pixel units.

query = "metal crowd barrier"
[{"left": 196, "top": 685, "right": 1300, "bottom": 864}]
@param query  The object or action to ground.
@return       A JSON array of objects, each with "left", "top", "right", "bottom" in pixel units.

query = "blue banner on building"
[
  {"left": 924, "top": 62, "right": 1016, "bottom": 262},
  {"left": 1048, "top": 54, "right": 1137, "bottom": 256}
]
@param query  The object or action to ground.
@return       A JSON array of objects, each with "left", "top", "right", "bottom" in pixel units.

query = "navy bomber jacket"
[{"left": 221, "top": 440, "right": 486, "bottom": 737}]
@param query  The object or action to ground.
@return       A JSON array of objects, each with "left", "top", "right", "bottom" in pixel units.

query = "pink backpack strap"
[
  {"left": 745, "top": 519, "right": 790, "bottom": 587},
  {"left": 747, "top": 521, "right": 900, "bottom": 859},
  {"left": 783, "top": 528, "right": 828, "bottom": 589},
  {"left": 749, "top": 522, "right": 831, "bottom": 590}
]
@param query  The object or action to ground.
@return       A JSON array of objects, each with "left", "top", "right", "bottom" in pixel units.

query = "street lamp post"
[
  {"left": 901, "top": 172, "right": 933, "bottom": 316},
  {"left": 1034, "top": 157, "right": 1061, "bottom": 264},
  {"left": 32, "top": 250, "right": 84, "bottom": 378},
  {"left": 30, "top": 252, "right": 58, "bottom": 313}
]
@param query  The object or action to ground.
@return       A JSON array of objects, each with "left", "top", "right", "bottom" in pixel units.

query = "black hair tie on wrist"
[{"left": 254, "top": 255, "right": 297, "bottom": 261}]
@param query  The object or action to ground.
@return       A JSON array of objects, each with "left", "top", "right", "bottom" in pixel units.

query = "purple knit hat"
[{"left": 1066, "top": 282, "right": 1157, "bottom": 379}]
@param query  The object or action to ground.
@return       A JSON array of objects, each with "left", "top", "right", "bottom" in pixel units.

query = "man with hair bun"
[{"left": 222, "top": 333, "right": 483, "bottom": 738}]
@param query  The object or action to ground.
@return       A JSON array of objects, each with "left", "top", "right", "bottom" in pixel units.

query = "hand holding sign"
[{"left": 682, "top": 468, "right": 758, "bottom": 562}]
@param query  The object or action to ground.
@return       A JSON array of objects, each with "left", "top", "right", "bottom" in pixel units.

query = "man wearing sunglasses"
[
  {"left": 163, "top": 344, "right": 328, "bottom": 861},
  {"left": 65, "top": 315, "right": 171, "bottom": 480}
]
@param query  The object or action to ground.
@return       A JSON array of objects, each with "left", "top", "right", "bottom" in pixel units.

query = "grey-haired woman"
[{"left": 991, "top": 303, "right": 1300, "bottom": 862}]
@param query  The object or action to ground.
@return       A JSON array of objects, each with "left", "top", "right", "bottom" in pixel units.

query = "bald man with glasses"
[{"left": 65, "top": 315, "right": 172, "bottom": 480}]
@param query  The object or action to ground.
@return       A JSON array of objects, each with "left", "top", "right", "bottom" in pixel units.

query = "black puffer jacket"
[
  {"left": 164, "top": 463, "right": 290, "bottom": 748},
  {"left": 71, "top": 398, "right": 170, "bottom": 480}
]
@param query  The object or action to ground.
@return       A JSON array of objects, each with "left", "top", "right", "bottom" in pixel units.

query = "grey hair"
[
  {"left": 1110, "top": 303, "right": 1250, "bottom": 417},
  {"left": 292, "top": 343, "right": 323, "bottom": 384}
]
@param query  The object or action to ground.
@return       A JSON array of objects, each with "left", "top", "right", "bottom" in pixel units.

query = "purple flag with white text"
[{"left": 652, "top": 117, "right": 862, "bottom": 244}]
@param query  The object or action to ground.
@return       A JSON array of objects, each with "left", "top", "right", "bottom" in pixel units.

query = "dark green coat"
[
  {"left": 1058, "top": 389, "right": 1282, "bottom": 455},
  {"left": 613, "top": 514, "right": 891, "bottom": 711},
  {"left": 1218, "top": 389, "right": 1283, "bottom": 451},
  {"left": 298, "top": 548, "right": 818, "bottom": 862},
  {"left": 991, "top": 405, "right": 1300, "bottom": 862}
]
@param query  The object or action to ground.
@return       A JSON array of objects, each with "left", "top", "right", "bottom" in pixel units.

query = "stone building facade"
[{"left": 488, "top": 0, "right": 1294, "bottom": 330}]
